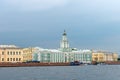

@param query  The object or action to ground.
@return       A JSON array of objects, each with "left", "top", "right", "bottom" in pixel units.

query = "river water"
[{"left": 0, "top": 65, "right": 120, "bottom": 80}]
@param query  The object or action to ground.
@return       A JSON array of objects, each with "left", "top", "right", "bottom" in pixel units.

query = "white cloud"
[{"left": 2, "top": 0, "right": 67, "bottom": 11}]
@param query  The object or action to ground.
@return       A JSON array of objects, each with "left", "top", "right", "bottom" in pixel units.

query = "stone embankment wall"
[
  {"left": 0, "top": 62, "right": 70, "bottom": 67},
  {"left": 92, "top": 61, "right": 120, "bottom": 65},
  {"left": 105, "top": 61, "right": 120, "bottom": 65}
]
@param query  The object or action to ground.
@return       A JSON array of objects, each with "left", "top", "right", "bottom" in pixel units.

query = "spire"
[{"left": 63, "top": 30, "right": 67, "bottom": 35}]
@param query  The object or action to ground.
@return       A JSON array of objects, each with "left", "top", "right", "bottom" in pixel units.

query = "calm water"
[{"left": 0, "top": 65, "right": 120, "bottom": 80}]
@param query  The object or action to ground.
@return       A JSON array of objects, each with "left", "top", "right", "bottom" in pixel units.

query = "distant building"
[
  {"left": 0, "top": 45, "right": 23, "bottom": 62},
  {"left": 23, "top": 47, "right": 34, "bottom": 62},
  {"left": 33, "top": 47, "right": 92, "bottom": 63},
  {"left": 33, "top": 48, "right": 65, "bottom": 63},
  {"left": 92, "top": 50, "right": 118, "bottom": 62},
  {"left": 33, "top": 31, "right": 92, "bottom": 63}
]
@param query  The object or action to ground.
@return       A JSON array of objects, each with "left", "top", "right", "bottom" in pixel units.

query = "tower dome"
[{"left": 63, "top": 30, "right": 67, "bottom": 36}]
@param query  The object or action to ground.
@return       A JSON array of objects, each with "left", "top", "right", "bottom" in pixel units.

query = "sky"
[{"left": 0, "top": 0, "right": 120, "bottom": 52}]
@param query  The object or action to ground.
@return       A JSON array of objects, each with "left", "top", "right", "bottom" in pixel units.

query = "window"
[
  {"left": 16, "top": 58, "right": 18, "bottom": 61},
  {"left": 7, "top": 51, "right": 9, "bottom": 55},
  {"left": 13, "top": 52, "right": 15, "bottom": 55},
  {"left": 16, "top": 52, "right": 18, "bottom": 55},
  {"left": 2, "top": 58, "right": 4, "bottom": 61},
  {"left": 10, "top": 52, "right": 12, "bottom": 55},
  {"left": 7, "top": 58, "right": 9, "bottom": 61},
  {"left": 10, "top": 58, "right": 12, "bottom": 61},
  {"left": 19, "top": 58, "right": 21, "bottom": 61},
  {"left": 19, "top": 52, "right": 21, "bottom": 55},
  {"left": 2, "top": 52, "right": 4, "bottom": 55},
  {"left": 13, "top": 58, "right": 15, "bottom": 61}
]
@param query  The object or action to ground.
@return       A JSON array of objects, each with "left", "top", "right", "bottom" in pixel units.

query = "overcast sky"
[{"left": 0, "top": 0, "right": 120, "bottom": 52}]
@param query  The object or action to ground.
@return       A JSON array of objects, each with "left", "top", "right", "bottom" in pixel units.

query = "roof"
[{"left": 0, "top": 45, "right": 22, "bottom": 49}]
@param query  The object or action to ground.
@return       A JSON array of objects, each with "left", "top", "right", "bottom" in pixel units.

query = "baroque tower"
[{"left": 60, "top": 30, "right": 71, "bottom": 52}]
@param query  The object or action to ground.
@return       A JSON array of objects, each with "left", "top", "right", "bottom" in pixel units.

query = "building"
[
  {"left": 92, "top": 51, "right": 105, "bottom": 62},
  {"left": 33, "top": 48, "right": 92, "bottom": 63},
  {"left": 92, "top": 50, "right": 118, "bottom": 62},
  {"left": 23, "top": 47, "right": 34, "bottom": 62},
  {"left": 0, "top": 45, "right": 23, "bottom": 62},
  {"left": 69, "top": 50, "right": 92, "bottom": 63},
  {"left": 33, "top": 48, "right": 65, "bottom": 63},
  {"left": 33, "top": 31, "right": 92, "bottom": 63},
  {"left": 104, "top": 53, "right": 118, "bottom": 61},
  {"left": 59, "top": 30, "right": 92, "bottom": 63}
]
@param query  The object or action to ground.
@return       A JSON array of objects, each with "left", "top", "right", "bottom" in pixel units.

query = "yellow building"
[
  {"left": 0, "top": 45, "right": 23, "bottom": 62},
  {"left": 92, "top": 51, "right": 105, "bottom": 62},
  {"left": 112, "top": 53, "right": 118, "bottom": 61},
  {"left": 92, "top": 50, "right": 118, "bottom": 62},
  {"left": 23, "top": 47, "right": 34, "bottom": 62},
  {"left": 104, "top": 53, "right": 118, "bottom": 61}
]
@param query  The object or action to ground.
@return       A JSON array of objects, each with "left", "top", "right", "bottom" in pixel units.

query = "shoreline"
[
  {"left": 0, "top": 61, "right": 120, "bottom": 67},
  {"left": 0, "top": 62, "right": 70, "bottom": 67}
]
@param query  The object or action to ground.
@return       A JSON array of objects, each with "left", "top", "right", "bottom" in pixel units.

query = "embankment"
[{"left": 0, "top": 62, "right": 70, "bottom": 67}]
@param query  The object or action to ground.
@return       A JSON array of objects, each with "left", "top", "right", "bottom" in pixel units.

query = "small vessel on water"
[{"left": 70, "top": 61, "right": 83, "bottom": 66}]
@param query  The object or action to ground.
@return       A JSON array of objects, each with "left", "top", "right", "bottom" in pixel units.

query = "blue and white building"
[{"left": 33, "top": 31, "right": 92, "bottom": 63}]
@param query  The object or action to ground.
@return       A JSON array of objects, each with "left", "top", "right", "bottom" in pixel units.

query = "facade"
[
  {"left": 33, "top": 48, "right": 65, "bottom": 63},
  {"left": 23, "top": 47, "right": 34, "bottom": 62},
  {"left": 0, "top": 45, "right": 23, "bottom": 62},
  {"left": 92, "top": 50, "right": 118, "bottom": 62},
  {"left": 92, "top": 51, "right": 105, "bottom": 62},
  {"left": 69, "top": 50, "right": 92, "bottom": 63},
  {"left": 33, "top": 31, "right": 92, "bottom": 63},
  {"left": 104, "top": 53, "right": 118, "bottom": 61},
  {"left": 33, "top": 47, "right": 92, "bottom": 63}
]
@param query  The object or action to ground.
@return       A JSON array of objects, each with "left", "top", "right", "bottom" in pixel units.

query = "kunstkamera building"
[{"left": 33, "top": 31, "right": 92, "bottom": 63}]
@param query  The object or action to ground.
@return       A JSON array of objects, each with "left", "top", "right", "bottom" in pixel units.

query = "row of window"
[
  {"left": 1, "top": 51, "right": 22, "bottom": 55},
  {"left": 1, "top": 58, "right": 21, "bottom": 61}
]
